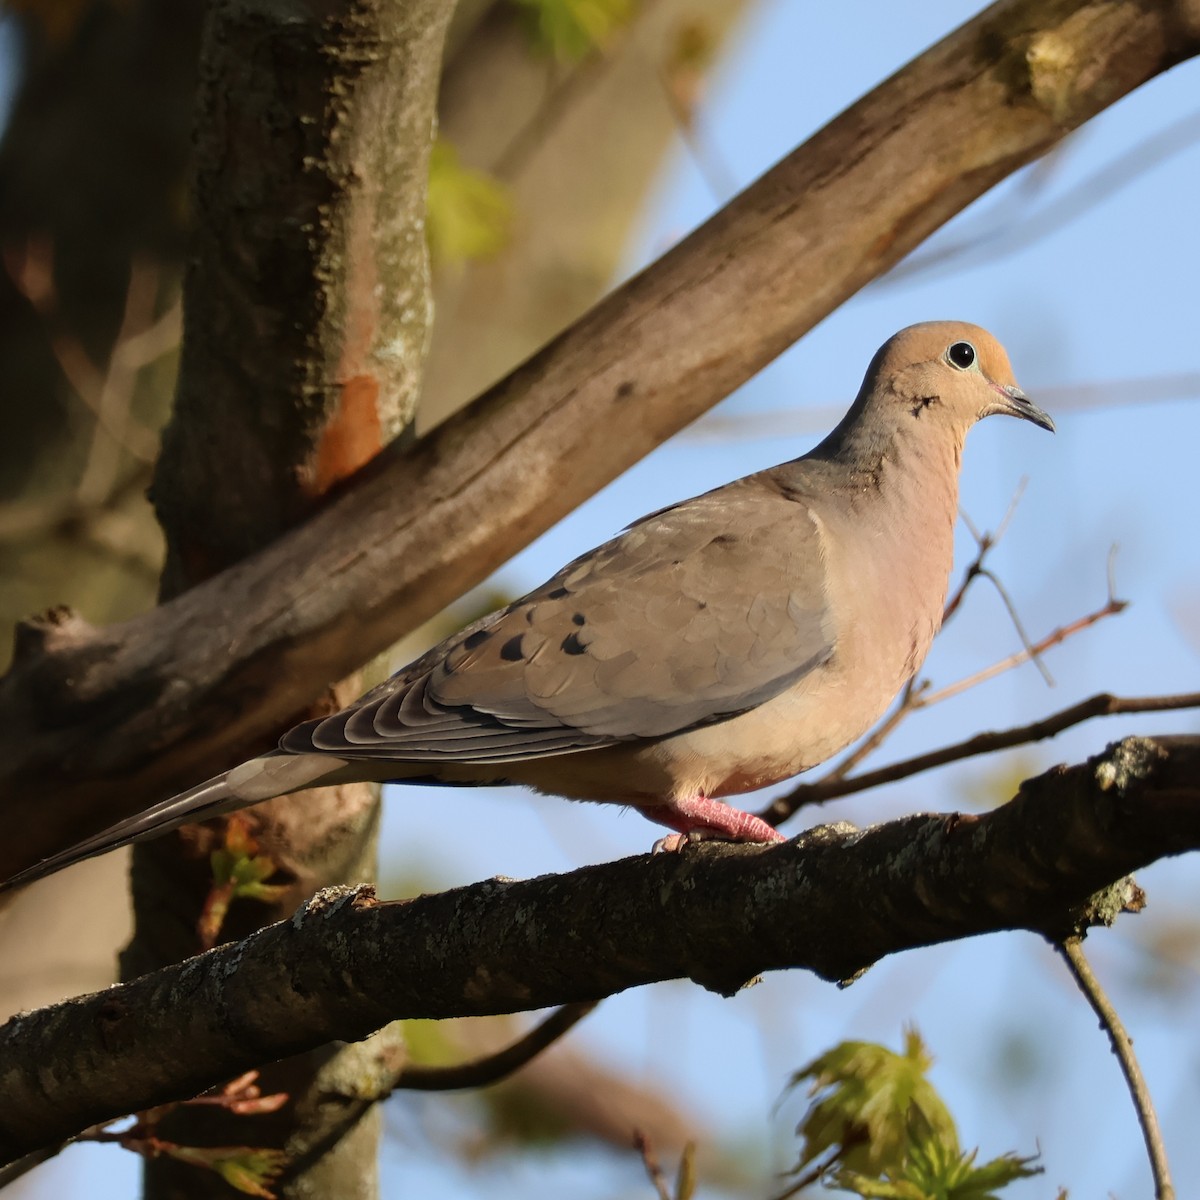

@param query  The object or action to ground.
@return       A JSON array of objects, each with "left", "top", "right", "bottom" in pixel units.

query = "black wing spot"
[
  {"left": 500, "top": 635, "right": 526, "bottom": 661},
  {"left": 572, "top": 612, "right": 586, "bottom": 626},
  {"left": 546, "top": 586, "right": 570, "bottom": 599},
  {"left": 463, "top": 629, "right": 492, "bottom": 650},
  {"left": 560, "top": 632, "right": 587, "bottom": 656},
  {"left": 711, "top": 533, "right": 738, "bottom": 545}
]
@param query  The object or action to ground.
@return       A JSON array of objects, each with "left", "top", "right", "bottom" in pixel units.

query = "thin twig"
[
  {"left": 916, "top": 594, "right": 1125, "bottom": 708},
  {"left": 655, "top": 49, "right": 739, "bottom": 205},
  {"left": 76, "top": 258, "right": 162, "bottom": 505},
  {"left": 1057, "top": 938, "right": 1174, "bottom": 1200},
  {"left": 955, "top": 483, "right": 1048, "bottom": 683},
  {"left": 763, "top": 690, "right": 1200, "bottom": 821},
  {"left": 992, "top": 476, "right": 1028, "bottom": 543},
  {"left": 395, "top": 1000, "right": 598, "bottom": 1090},
  {"left": 940, "top": 534, "right": 990, "bottom": 625},
  {"left": 0, "top": 1133, "right": 87, "bottom": 1189},
  {"left": 0, "top": 462, "right": 152, "bottom": 545},
  {"left": 6, "top": 237, "right": 165, "bottom": 467},
  {"left": 880, "top": 107, "right": 1200, "bottom": 287},
  {"left": 976, "top": 566, "right": 1055, "bottom": 685},
  {"left": 635, "top": 1130, "right": 673, "bottom": 1200},
  {"left": 491, "top": 8, "right": 639, "bottom": 182},
  {"left": 770, "top": 1144, "right": 845, "bottom": 1200},
  {"left": 288, "top": 1003, "right": 598, "bottom": 1170}
]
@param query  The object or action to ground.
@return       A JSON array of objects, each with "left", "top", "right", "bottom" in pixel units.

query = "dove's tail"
[{"left": 1, "top": 752, "right": 348, "bottom": 893}]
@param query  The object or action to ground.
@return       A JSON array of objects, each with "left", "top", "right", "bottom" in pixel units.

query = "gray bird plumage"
[{"left": 2, "top": 321, "right": 1053, "bottom": 891}]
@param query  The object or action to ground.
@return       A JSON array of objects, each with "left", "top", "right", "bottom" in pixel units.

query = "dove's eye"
[{"left": 947, "top": 341, "right": 976, "bottom": 370}]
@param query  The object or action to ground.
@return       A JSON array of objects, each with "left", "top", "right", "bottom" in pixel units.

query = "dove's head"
[{"left": 863, "top": 321, "right": 1054, "bottom": 437}]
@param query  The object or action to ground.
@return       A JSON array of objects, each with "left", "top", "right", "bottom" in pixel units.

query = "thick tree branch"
[
  {"left": 0, "top": 735, "right": 1196, "bottom": 1164},
  {"left": 126, "top": 4, "right": 455, "bottom": 1194},
  {"left": 0, "top": 0, "right": 1195, "bottom": 876}
]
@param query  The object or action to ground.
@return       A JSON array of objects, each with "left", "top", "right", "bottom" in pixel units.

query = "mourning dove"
[{"left": 3, "top": 322, "right": 1053, "bottom": 890}]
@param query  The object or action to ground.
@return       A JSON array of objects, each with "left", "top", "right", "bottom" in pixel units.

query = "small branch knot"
[
  {"left": 1024, "top": 29, "right": 1080, "bottom": 124},
  {"left": 8, "top": 606, "right": 94, "bottom": 668},
  {"left": 1093, "top": 736, "right": 1168, "bottom": 794}
]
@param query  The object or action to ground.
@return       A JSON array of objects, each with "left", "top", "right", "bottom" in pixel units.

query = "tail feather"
[{"left": 1, "top": 752, "right": 347, "bottom": 893}]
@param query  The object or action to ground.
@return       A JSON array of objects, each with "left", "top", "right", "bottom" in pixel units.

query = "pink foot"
[{"left": 642, "top": 794, "right": 784, "bottom": 853}]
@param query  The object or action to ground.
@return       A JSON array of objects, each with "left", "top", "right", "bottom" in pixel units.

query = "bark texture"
[
  {"left": 126, "top": 1, "right": 453, "bottom": 1195},
  {"left": 0, "top": 735, "right": 1195, "bottom": 1165}
]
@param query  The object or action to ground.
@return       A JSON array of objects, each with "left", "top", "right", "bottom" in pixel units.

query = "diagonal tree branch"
[
  {"left": 0, "top": 734, "right": 1197, "bottom": 1164},
  {"left": 0, "top": 0, "right": 1195, "bottom": 876}
]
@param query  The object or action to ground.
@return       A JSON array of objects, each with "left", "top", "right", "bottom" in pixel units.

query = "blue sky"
[{"left": 14, "top": 1, "right": 1200, "bottom": 1197}]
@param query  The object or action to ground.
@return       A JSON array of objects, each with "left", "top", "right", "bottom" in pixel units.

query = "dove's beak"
[{"left": 993, "top": 383, "right": 1055, "bottom": 432}]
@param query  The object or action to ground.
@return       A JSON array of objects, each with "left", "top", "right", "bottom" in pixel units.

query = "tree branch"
[
  {"left": 1, "top": 0, "right": 1195, "bottom": 876},
  {"left": 1057, "top": 938, "right": 1175, "bottom": 1200},
  {"left": 764, "top": 690, "right": 1200, "bottom": 820},
  {"left": 1, "top": 734, "right": 1197, "bottom": 1164}
]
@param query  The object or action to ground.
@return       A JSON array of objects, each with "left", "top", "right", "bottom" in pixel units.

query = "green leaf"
[
  {"left": 164, "top": 1145, "right": 287, "bottom": 1199},
  {"left": 215, "top": 1149, "right": 288, "bottom": 1199},
  {"left": 790, "top": 1028, "right": 957, "bottom": 1176},
  {"left": 426, "top": 140, "right": 512, "bottom": 267},
  {"left": 829, "top": 1173, "right": 926, "bottom": 1200},
  {"left": 830, "top": 1105, "right": 1041, "bottom": 1199},
  {"left": 510, "top": 0, "right": 634, "bottom": 61}
]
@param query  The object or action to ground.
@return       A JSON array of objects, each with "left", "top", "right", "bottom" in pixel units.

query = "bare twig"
[
  {"left": 976, "top": 566, "right": 1055, "bottom": 685},
  {"left": 491, "top": 8, "right": 639, "bottom": 182},
  {"left": 771, "top": 1145, "right": 844, "bottom": 1200},
  {"left": 882, "top": 106, "right": 1200, "bottom": 286},
  {"left": 5, "top": 238, "right": 166, "bottom": 468},
  {"left": 655, "top": 27, "right": 739, "bottom": 206},
  {"left": 764, "top": 691, "right": 1200, "bottom": 821},
  {"left": 1057, "top": 938, "right": 1174, "bottom": 1200},
  {"left": 0, "top": 1133, "right": 90, "bottom": 1190},
  {"left": 395, "top": 1001, "right": 598, "bottom": 1091},
  {"left": 635, "top": 1130, "right": 674, "bottom": 1200},
  {"left": 991, "top": 477, "right": 1028, "bottom": 544},
  {"left": 956, "top": 483, "right": 1053, "bottom": 685},
  {"left": 0, "top": 241, "right": 176, "bottom": 565},
  {"left": 940, "top": 530, "right": 992, "bottom": 625},
  {"left": 917, "top": 593, "right": 1126, "bottom": 707},
  {"left": 0, "top": 462, "right": 152, "bottom": 545},
  {"left": 76, "top": 258, "right": 162, "bottom": 504}
]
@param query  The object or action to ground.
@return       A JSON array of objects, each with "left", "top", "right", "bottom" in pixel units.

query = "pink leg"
[{"left": 641, "top": 794, "right": 785, "bottom": 852}]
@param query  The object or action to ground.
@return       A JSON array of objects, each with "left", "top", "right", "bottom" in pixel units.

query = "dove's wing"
[{"left": 281, "top": 476, "right": 833, "bottom": 765}]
